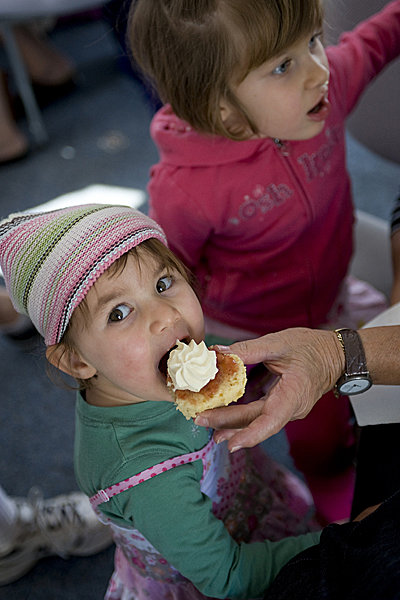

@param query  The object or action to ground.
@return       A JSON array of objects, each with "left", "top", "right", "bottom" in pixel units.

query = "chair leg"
[{"left": 0, "top": 22, "right": 48, "bottom": 146}]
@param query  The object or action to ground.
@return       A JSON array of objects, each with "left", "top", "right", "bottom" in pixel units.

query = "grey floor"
[{"left": 0, "top": 13, "right": 400, "bottom": 600}]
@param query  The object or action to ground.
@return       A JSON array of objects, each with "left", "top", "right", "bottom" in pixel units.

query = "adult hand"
[{"left": 195, "top": 328, "right": 344, "bottom": 452}]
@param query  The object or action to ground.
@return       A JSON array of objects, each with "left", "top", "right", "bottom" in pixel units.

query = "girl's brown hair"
[{"left": 129, "top": 0, "right": 323, "bottom": 140}]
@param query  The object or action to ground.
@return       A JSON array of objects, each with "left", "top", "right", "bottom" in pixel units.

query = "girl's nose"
[
  {"left": 305, "top": 55, "right": 329, "bottom": 89},
  {"left": 149, "top": 301, "right": 180, "bottom": 334}
]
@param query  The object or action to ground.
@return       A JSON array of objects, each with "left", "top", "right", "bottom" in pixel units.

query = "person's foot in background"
[
  {"left": 0, "top": 488, "right": 113, "bottom": 586},
  {"left": 13, "top": 25, "right": 75, "bottom": 88},
  {"left": 0, "top": 23, "right": 76, "bottom": 165}
]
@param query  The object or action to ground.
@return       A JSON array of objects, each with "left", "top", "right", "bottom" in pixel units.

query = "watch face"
[{"left": 339, "top": 378, "right": 372, "bottom": 395}]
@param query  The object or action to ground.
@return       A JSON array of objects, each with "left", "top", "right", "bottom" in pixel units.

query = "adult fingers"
[
  {"left": 195, "top": 400, "right": 264, "bottom": 430},
  {"left": 214, "top": 337, "right": 274, "bottom": 367}
]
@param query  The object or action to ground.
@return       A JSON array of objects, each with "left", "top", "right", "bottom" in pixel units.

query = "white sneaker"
[{"left": 0, "top": 487, "right": 113, "bottom": 585}]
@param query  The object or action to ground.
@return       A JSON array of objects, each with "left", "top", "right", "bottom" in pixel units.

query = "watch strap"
[
  {"left": 334, "top": 328, "right": 369, "bottom": 377},
  {"left": 334, "top": 328, "right": 371, "bottom": 396}
]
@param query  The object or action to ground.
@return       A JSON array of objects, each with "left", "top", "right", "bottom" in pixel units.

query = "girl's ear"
[
  {"left": 220, "top": 98, "right": 249, "bottom": 138},
  {"left": 220, "top": 98, "right": 233, "bottom": 125},
  {"left": 46, "top": 344, "right": 97, "bottom": 380}
]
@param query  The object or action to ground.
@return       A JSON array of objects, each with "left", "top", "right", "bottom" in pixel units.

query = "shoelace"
[{"left": 27, "top": 487, "right": 85, "bottom": 558}]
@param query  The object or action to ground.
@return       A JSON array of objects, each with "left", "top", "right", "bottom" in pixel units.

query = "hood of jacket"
[{"left": 150, "top": 104, "right": 276, "bottom": 167}]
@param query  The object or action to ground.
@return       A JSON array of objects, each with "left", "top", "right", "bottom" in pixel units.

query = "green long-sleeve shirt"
[{"left": 74, "top": 394, "right": 320, "bottom": 599}]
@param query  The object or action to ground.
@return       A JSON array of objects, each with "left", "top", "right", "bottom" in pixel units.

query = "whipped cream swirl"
[{"left": 167, "top": 339, "right": 218, "bottom": 392}]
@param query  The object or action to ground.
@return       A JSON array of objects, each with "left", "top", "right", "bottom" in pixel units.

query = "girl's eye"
[
  {"left": 272, "top": 59, "right": 291, "bottom": 75},
  {"left": 309, "top": 32, "right": 322, "bottom": 49},
  {"left": 108, "top": 304, "right": 131, "bottom": 322},
  {"left": 156, "top": 275, "right": 173, "bottom": 293}
]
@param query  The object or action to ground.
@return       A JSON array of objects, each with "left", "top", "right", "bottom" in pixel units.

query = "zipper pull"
[{"left": 274, "top": 138, "right": 289, "bottom": 156}]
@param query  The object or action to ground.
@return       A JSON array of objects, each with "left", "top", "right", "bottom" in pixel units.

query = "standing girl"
[
  {"left": 128, "top": 0, "right": 400, "bottom": 522},
  {"left": 0, "top": 204, "right": 320, "bottom": 599}
]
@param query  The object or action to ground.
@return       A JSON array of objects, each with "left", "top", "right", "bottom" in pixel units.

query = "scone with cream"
[{"left": 167, "top": 339, "right": 247, "bottom": 420}]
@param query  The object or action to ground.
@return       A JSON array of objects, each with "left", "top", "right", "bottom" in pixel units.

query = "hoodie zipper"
[
  {"left": 273, "top": 138, "right": 290, "bottom": 156},
  {"left": 273, "top": 136, "right": 317, "bottom": 320}
]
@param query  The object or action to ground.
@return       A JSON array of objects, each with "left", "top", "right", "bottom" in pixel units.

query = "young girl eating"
[
  {"left": 128, "top": 0, "right": 400, "bottom": 522},
  {"left": 0, "top": 204, "right": 320, "bottom": 599}
]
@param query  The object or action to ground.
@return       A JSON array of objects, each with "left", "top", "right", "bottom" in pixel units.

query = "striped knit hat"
[{"left": 0, "top": 204, "right": 167, "bottom": 346}]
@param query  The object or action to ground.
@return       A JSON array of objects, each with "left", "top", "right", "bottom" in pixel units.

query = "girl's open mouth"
[
  {"left": 159, "top": 350, "right": 172, "bottom": 378},
  {"left": 158, "top": 337, "right": 190, "bottom": 378},
  {"left": 308, "top": 100, "right": 323, "bottom": 114},
  {"left": 307, "top": 94, "right": 330, "bottom": 122}
]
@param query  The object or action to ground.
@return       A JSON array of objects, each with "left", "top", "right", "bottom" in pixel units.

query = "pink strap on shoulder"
[{"left": 90, "top": 437, "right": 215, "bottom": 509}]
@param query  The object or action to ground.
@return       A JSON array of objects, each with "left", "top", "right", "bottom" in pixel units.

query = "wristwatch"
[{"left": 334, "top": 328, "right": 372, "bottom": 396}]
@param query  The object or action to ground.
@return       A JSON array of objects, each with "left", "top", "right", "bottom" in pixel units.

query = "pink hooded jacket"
[{"left": 149, "top": 1, "right": 400, "bottom": 335}]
